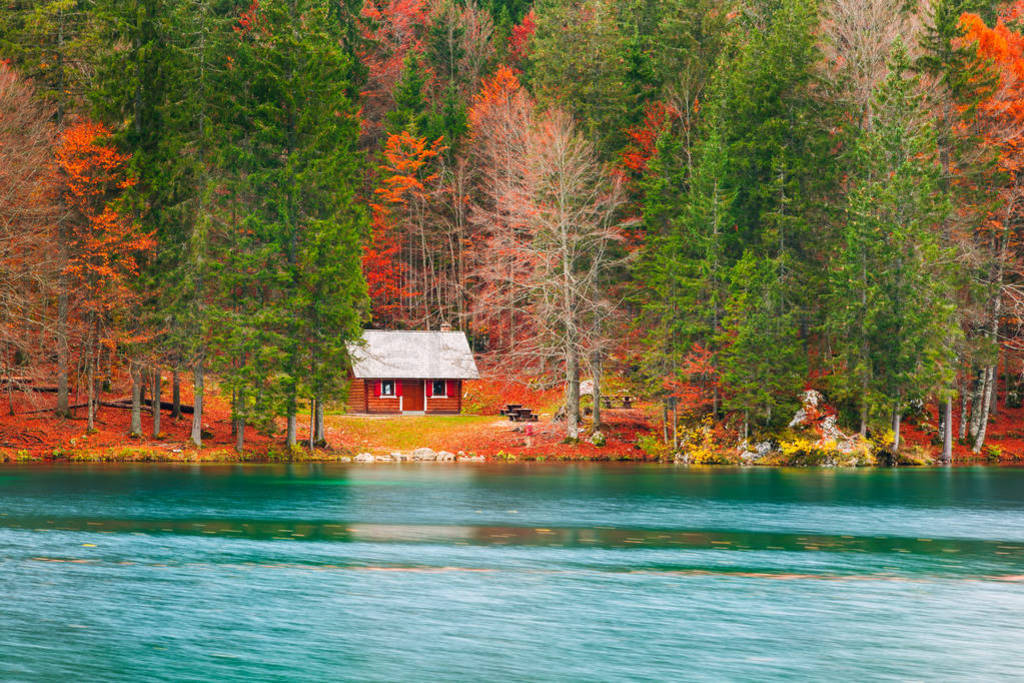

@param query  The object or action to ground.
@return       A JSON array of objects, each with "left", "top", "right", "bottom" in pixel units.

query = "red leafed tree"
[
  {"left": 664, "top": 343, "right": 719, "bottom": 416},
  {"left": 365, "top": 130, "right": 446, "bottom": 326},
  {"left": 508, "top": 8, "right": 535, "bottom": 66},
  {"left": 359, "top": 0, "right": 429, "bottom": 143},
  {"left": 467, "top": 65, "right": 537, "bottom": 359},
  {"left": 54, "top": 120, "right": 155, "bottom": 431},
  {"left": 956, "top": 6, "right": 1024, "bottom": 451},
  {"left": 620, "top": 101, "right": 679, "bottom": 178}
]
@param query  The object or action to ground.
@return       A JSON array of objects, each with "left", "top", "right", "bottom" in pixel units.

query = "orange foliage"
[
  {"left": 468, "top": 65, "right": 525, "bottom": 132},
  {"left": 364, "top": 131, "right": 446, "bottom": 325},
  {"left": 54, "top": 121, "right": 153, "bottom": 331}
]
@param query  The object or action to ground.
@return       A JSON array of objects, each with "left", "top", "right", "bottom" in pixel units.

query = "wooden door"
[{"left": 402, "top": 380, "right": 424, "bottom": 411}]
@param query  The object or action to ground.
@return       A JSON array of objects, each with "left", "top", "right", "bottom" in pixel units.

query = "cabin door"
[{"left": 402, "top": 380, "right": 424, "bottom": 412}]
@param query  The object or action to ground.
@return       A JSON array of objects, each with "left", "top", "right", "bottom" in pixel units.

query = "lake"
[{"left": 1, "top": 464, "right": 1023, "bottom": 681}]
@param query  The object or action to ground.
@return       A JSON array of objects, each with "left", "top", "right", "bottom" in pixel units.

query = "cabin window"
[
  {"left": 431, "top": 380, "right": 447, "bottom": 398},
  {"left": 380, "top": 380, "right": 396, "bottom": 397}
]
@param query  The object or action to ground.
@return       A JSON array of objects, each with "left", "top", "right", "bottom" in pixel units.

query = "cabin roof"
[{"left": 347, "top": 330, "right": 480, "bottom": 380}]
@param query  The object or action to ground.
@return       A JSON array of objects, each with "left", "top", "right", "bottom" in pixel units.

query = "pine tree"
[{"left": 829, "top": 42, "right": 960, "bottom": 450}]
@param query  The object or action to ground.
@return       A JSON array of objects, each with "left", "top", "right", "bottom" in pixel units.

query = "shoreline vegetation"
[{"left": 2, "top": 381, "right": 1022, "bottom": 467}]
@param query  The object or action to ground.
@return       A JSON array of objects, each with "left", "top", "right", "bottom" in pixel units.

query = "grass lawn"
[{"left": 326, "top": 414, "right": 503, "bottom": 454}]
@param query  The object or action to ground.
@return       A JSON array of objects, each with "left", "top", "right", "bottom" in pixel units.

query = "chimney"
[{"left": 440, "top": 321, "right": 453, "bottom": 332}]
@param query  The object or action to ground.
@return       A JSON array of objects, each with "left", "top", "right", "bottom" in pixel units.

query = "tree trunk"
[
  {"left": 287, "top": 412, "right": 297, "bottom": 448},
  {"left": 191, "top": 358, "right": 204, "bottom": 447},
  {"left": 130, "top": 362, "right": 142, "bottom": 437},
  {"left": 315, "top": 398, "right": 325, "bottom": 447},
  {"left": 662, "top": 403, "right": 669, "bottom": 444},
  {"left": 859, "top": 400, "right": 868, "bottom": 438},
  {"left": 171, "top": 369, "right": 181, "bottom": 419},
  {"left": 942, "top": 395, "right": 953, "bottom": 465},
  {"left": 56, "top": 289, "right": 69, "bottom": 418},
  {"left": 591, "top": 353, "right": 602, "bottom": 430},
  {"left": 891, "top": 404, "right": 901, "bottom": 454},
  {"left": 309, "top": 400, "right": 315, "bottom": 451},
  {"left": 86, "top": 336, "right": 95, "bottom": 433},
  {"left": 234, "top": 388, "right": 245, "bottom": 452},
  {"left": 959, "top": 377, "right": 969, "bottom": 441},
  {"left": 565, "top": 346, "right": 580, "bottom": 440},
  {"left": 151, "top": 369, "right": 161, "bottom": 438},
  {"left": 969, "top": 368, "right": 985, "bottom": 441},
  {"left": 672, "top": 400, "right": 679, "bottom": 450},
  {"left": 973, "top": 365, "right": 996, "bottom": 454}
]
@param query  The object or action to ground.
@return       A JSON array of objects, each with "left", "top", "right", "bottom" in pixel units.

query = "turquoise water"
[{"left": 1, "top": 464, "right": 1023, "bottom": 680}]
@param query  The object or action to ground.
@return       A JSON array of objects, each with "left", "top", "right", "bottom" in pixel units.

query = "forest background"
[{"left": 2, "top": 0, "right": 1024, "bottom": 461}]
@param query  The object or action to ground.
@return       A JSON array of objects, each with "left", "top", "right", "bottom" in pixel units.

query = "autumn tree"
[
  {"left": 54, "top": 121, "right": 154, "bottom": 431},
  {"left": 517, "top": 109, "right": 630, "bottom": 439},
  {"left": 0, "top": 64, "right": 60, "bottom": 399}
]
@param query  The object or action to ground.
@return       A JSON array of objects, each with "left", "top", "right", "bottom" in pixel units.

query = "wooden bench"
[
  {"left": 508, "top": 407, "right": 539, "bottom": 422},
  {"left": 500, "top": 403, "right": 523, "bottom": 416}
]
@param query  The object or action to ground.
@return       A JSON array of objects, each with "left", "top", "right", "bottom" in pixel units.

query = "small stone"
[
  {"left": 338, "top": 456, "right": 352, "bottom": 463},
  {"left": 589, "top": 430, "right": 606, "bottom": 447},
  {"left": 354, "top": 453, "right": 374, "bottom": 463}
]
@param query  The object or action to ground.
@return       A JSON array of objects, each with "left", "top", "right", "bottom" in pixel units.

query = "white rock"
[
  {"left": 354, "top": 453, "right": 374, "bottom": 463},
  {"left": 374, "top": 454, "right": 394, "bottom": 463},
  {"left": 457, "top": 454, "right": 485, "bottom": 463},
  {"left": 391, "top": 452, "right": 410, "bottom": 462},
  {"left": 436, "top": 451, "right": 455, "bottom": 462},
  {"left": 589, "top": 430, "right": 606, "bottom": 447},
  {"left": 338, "top": 456, "right": 352, "bottom": 463},
  {"left": 412, "top": 447, "right": 436, "bottom": 459}
]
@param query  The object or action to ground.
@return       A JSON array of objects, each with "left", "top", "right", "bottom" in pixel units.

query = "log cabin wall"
[
  {"left": 426, "top": 380, "right": 461, "bottom": 414},
  {"left": 348, "top": 378, "right": 463, "bottom": 414},
  {"left": 365, "top": 382, "right": 401, "bottom": 413},
  {"left": 347, "top": 378, "right": 367, "bottom": 413}
]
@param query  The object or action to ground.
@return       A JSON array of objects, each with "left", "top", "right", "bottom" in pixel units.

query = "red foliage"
[
  {"left": 620, "top": 101, "right": 679, "bottom": 177},
  {"left": 663, "top": 343, "right": 719, "bottom": 415},
  {"left": 508, "top": 9, "right": 536, "bottom": 65},
  {"left": 364, "top": 131, "right": 446, "bottom": 325},
  {"left": 359, "top": 0, "right": 430, "bottom": 141}
]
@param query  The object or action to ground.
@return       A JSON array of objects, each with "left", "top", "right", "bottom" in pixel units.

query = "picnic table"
[
  {"left": 601, "top": 395, "right": 636, "bottom": 409},
  {"left": 502, "top": 404, "right": 538, "bottom": 422}
]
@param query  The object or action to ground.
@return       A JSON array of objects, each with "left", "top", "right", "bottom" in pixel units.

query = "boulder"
[
  {"left": 391, "top": 452, "right": 411, "bottom": 462},
  {"left": 374, "top": 454, "right": 394, "bottom": 463},
  {"left": 788, "top": 389, "right": 825, "bottom": 428},
  {"left": 338, "top": 456, "right": 352, "bottom": 463},
  {"left": 354, "top": 453, "right": 374, "bottom": 463},
  {"left": 436, "top": 450, "right": 455, "bottom": 462},
  {"left": 412, "top": 447, "right": 436, "bottom": 461},
  {"left": 458, "top": 454, "right": 485, "bottom": 462}
]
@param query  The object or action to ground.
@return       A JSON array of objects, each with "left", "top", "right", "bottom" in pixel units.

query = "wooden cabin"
[{"left": 345, "top": 329, "right": 479, "bottom": 415}]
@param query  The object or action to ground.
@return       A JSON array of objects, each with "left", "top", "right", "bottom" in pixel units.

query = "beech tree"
[
  {"left": 517, "top": 109, "right": 629, "bottom": 439},
  {"left": 54, "top": 120, "right": 154, "bottom": 431}
]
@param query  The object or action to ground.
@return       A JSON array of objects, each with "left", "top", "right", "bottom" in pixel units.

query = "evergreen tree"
[
  {"left": 829, "top": 43, "right": 959, "bottom": 449},
  {"left": 216, "top": 0, "right": 368, "bottom": 450}
]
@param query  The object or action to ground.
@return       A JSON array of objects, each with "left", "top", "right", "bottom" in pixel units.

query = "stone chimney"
[{"left": 439, "top": 321, "right": 453, "bottom": 332}]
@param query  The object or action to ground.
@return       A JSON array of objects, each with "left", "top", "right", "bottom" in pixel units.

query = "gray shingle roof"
[{"left": 347, "top": 330, "right": 480, "bottom": 380}]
